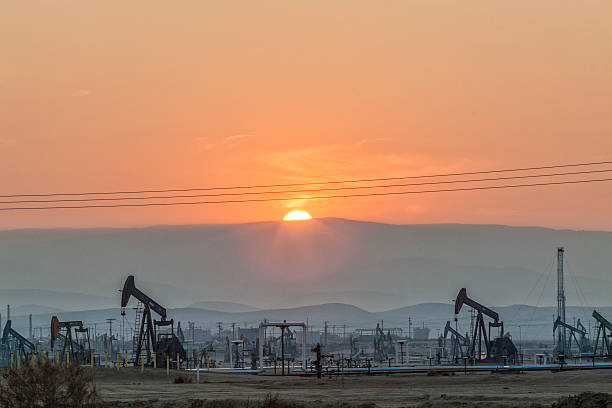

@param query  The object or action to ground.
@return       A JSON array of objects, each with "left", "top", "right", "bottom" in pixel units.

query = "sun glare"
[{"left": 283, "top": 210, "right": 312, "bottom": 221}]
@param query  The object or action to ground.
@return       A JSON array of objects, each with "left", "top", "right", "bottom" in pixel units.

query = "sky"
[{"left": 1, "top": 1, "right": 611, "bottom": 230}]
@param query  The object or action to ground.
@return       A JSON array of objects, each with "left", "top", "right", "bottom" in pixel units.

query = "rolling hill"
[{"left": 1, "top": 219, "right": 611, "bottom": 311}]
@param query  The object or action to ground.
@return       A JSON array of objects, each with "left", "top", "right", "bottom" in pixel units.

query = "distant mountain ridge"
[
  {"left": 188, "top": 301, "right": 260, "bottom": 312},
  {"left": 7, "top": 301, "right": 612, "bottom": 341},
  {"left": 1, "top": 218, "right": 611, "bottom": 310},
  {"left": 0, "top": 289, "right": 115, "bottom": 312}
]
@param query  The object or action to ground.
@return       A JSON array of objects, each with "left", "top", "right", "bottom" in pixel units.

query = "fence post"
[
  {"left": 66, "top": 351, "right": 69, "bottom": 368},
  {"left": 141, "top": 355, "right": 144, "bottom": 373},
  {"left": 116, "top": 352, "right": 120, "bottom": 371},
  {"left": 105, "top": 350, "right": 108, "bottom": 368},
  {"left": 10, "top": 351, "right": 13, "bottom": 369},
  {"left": 166, "top": 355, "right": 169, "bottom": 376}
]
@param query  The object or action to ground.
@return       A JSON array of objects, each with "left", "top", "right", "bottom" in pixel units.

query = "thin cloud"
[
  {"left": 260, "top": 143, "right": 470, "bottom": 185},
  {"left": 195, "top": 134, "right": 255, "bottom": 151},
  {"left": 72, "top": 89, "right": 92, "bottom": 97},
  {"left": 224, "top": 134, "right": 254, "bottom": 143},
  {"left": 356, "top": 137, "right": 394, "bottom": 147}
]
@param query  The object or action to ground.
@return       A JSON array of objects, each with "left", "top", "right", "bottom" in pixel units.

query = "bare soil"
[{"left": 90, "top": 368, "right": 612, "bottom": 407}]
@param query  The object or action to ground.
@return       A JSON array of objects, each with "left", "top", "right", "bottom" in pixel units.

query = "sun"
[{"left": 283, "top": 210, "right": 312, "bottom": 221}]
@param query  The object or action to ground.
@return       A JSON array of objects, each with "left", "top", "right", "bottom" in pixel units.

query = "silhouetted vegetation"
[
  {"left": 0, "top": 360, "right": 101, "bottom": 408},
  {"left": 173, "top": 374, "right": 194, "bottom": 384}
]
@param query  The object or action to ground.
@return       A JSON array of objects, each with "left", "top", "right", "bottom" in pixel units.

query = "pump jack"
[
  {"left": 592, "top": 310, "right": 612, "bottom": 356},
  {"left": 50, "top": 316, "right": 92, "bottom": 364},
  {"left": 2, "top": 320, "right": 36, "bottom": 365},
  {"left": 443, "top": 320, "right": 468, "bottom": 362},
  {"left": 120, "top": 275, "right": 185, "bottom": 366},
  {"left": 454, "top": 288, "right": 517, "bottom": 363},
  {"left": 553, "top": 317, "right": 591, "bottom": 355}
]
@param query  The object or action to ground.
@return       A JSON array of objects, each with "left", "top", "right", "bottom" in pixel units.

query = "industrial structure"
[
  {"left": 443, "top": 320, "right": 469, "bottom": 362},
  {"left": 2, "top": 320, "right": 36, "bottom": 365},
  {"left": 50, "top": 316, "right": 92, "bottom": 364},
  {"left": 1, "top": 257, "right": 612, "bottom": 373},
  {"left": 454, "top": 288, "right": 518, "bottom": 363},
  {"left": 592, "top": 310, "right": 612, "bottom": 356},
  {"left": 120, "top": 275, "right": 186, "bottom": 366}
]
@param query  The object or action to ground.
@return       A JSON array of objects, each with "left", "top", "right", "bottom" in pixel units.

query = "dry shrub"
[
  {"left": 0, "top": 359, "right": 102, "bottom": 408},
  {"left": 552, "top": 392, "right": 612, "bottom": 408},
  {"left": 186, "top": 394, "right": 375, "bottom": 408},
  {"left": 173, "top": 374, "right": 194, "bottom": 384}
]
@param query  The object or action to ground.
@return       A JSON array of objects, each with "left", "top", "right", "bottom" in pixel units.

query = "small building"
[{"left": 413, "top": 327, "right": 430, "bottom": 341}]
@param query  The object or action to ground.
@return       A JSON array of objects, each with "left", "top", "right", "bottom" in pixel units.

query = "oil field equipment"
[
  {"left": 120, "top": 275, "right": 186, "bottom": 366},
  {"left": 373, "top": 322, "right": 395, "bottom": 363},
  {"left": 553, "top": 317, "right": 591, "bottom": 356},
  {"left": 443, "top": 320, "right": 469, "bottom": 362},
  {"left": 454, "top": 288, "right": 518, "bottom": 363},
  {"left": 592, "top": 310, "right": 612, "bottom": 356},
  {"left": 50, "top": 316, "right": 92, "bottom": 364},
  {"left": 2, "top": 320, "right": 36, "bottom": 365}
]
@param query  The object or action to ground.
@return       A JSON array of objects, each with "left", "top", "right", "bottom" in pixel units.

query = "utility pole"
[
  {"left": 324, "top": 321, "right": 328, "bottom": 348},
  {"left": 106, "top": 318, "right": 116, "bottom": 341},
  {"left": 557, "top": 247, "right": 567, "bottom": 357},
  {"left": 217, "top": 322, "right": 223, "bottom": 340},
  {"left": 518, "top": 325, "right": 522, "bottom": 364},
  {"left": 408, "top": 317, "right": 412, "bottom": 340},
  {"left": 29, "top": 314, "right": 32, "bottom": 339},
  {"left": 121, "top": 315, "right": 125, "bottom": 350},
  {"left": 7, "top": 305, "right": 10, "bottom": 321}
]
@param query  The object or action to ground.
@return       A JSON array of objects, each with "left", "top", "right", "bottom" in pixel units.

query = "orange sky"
[{"left": 1, "top": 1, "right": 611, "bottom": 230}]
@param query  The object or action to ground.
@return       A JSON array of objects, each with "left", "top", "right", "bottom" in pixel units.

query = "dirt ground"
[{"left": 90, "top": 368, "right": 612, "bottom": 407}]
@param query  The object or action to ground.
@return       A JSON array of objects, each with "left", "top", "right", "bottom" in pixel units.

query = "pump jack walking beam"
[
  {"left": 455, "top": 288, "right": 496, "bottom": 360},
  {"left": 2, "top": 320, "right": 36, "bottom": 363},
  {"left": 454, "top": 288, "right": 516, "bottom": 363},
  {"left": 444, "top": 321, "right": 467, "bottom": 360},
  {"left": 553, "top": 316, "right": 589, "bottom": 354},
  {"left": 593, "top": 310, "right": 612, "bottom": 356},
  {"left": 121, "top": 276, "right": 167, "bottom": 319},
  {"left": 121, "top": 275, "right": 184, "bottom": 366}
]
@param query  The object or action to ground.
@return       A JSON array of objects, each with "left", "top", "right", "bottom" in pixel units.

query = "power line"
[
  {"left": 2, "top": 159, "right": 611, "bottom": 199},
  {"left": 3, "top": 167, "right": 610, "bottom": 205},
  {"left": 2, "top": 168, "right": 610, "bottom": 205},
  {"left": 2, "top": 168, "right": 611, "bottom": 205},
  {"left": 1, "top": 176, "right": 610, "bottom": 211}
]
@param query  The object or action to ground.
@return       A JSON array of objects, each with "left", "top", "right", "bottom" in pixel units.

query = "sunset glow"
[
  {"left": 1, "top": 1, "right": 611, "bottom": 231},
  {"left": 283, "top": 210, "right": 312, "bottom": 221}
]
